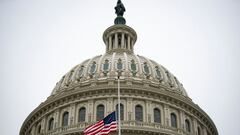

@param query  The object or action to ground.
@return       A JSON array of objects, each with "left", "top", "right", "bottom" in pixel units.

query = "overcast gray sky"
[{"left": 1, "top": 0, "right": 240, "bottom": 135}]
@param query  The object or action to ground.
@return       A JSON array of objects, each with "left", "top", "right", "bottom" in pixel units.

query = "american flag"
[{"left": 84, "top": 111, "right": 117, "bottom": 135}]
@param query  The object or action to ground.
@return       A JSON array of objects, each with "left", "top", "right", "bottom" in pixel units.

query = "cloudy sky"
[{"left": 1, "top": 0, "right": 240, "bottom": 135}]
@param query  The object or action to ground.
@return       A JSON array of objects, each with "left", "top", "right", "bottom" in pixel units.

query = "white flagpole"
[{"left": 117, "top": 76, "right": 121, "bottom": 135}]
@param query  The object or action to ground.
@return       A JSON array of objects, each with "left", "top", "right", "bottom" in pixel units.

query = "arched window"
[
  {"left": 197, "top": 126, "right": 201, "bottom": 135},
  {"left": 37, "top": 125, "right": 41, "bottom": 134},
  {"left": 78, "top": 107, "right": 86, "bottom": 122},
  {"left": 62, "top": 111, "right": 69, "bottom": 126},
  {"left": 185, "top": 119, "right": 191, "bottom": 132},
  {"left": 154, "top": 108, "right": 161, "bottom": 123},
  {"left": 96, "top": 104, "right": 105, "bottom": 121},
  {"left": 48, "top": 118, "right": 54, "bottom": 130},
  {"left": 171, "top": 113, "right": 177, "bottom": 128},
  {"left": 116, "top": 104, "right": 124, "bottom": 120},
  {"left": 135, "top": 105, "right": 143, "bottom": 122}
]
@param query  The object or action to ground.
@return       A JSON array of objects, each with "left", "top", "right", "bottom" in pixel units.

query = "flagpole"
[{"left": 117, "top": 75, "right": 121, "bottom": 135}]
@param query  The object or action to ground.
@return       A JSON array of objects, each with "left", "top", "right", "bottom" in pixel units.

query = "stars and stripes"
[{"left": 84, "top": 111, "right": 117, "bottom": 135}]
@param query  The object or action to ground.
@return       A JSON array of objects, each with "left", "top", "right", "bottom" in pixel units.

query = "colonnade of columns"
[{"left": 106, "top": 32, "right": 134, "bottom": 53}]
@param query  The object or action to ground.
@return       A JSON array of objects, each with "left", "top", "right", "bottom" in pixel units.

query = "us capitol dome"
[{"left": 20, "top": 1, "right": 218, "bottom": 135}]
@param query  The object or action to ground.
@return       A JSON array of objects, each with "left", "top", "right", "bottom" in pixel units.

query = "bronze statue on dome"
[
  {"left": 115, "top": 0, "right": 125, "bottom": 17},
  {"left": 114, "top": 0, "right": 126, "bottom": 24}
]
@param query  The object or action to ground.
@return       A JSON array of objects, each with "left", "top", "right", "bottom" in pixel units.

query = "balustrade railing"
[{"left": 44, "top": 121, "right": 186, "bottom": 135}]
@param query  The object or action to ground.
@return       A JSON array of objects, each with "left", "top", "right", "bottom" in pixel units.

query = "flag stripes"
[
  {"left": 84, "top": 121, "right": 117, "bottom": 135},
  {"left": 84, "top": 111, "right": 117, "bottom": 135}
]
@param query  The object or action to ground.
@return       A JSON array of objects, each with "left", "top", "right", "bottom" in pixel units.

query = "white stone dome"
[
  {"left": 51, "top": 52, "right": 188, "bottom": 97},
  {"left": 51, "top": 24, "right": 188, "bottom": 97},
  {"left": 20, "top": 2, "right": 218, "bottom": 134}
]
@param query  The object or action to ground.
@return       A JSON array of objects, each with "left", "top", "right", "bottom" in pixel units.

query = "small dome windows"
[
  {"left": 166, "top": 71, "right": 174, "bottom": 87},
  {"left": 102, "top": 59, "right": 110, "bottom": 76},
  {"left": 89, "top": 61, "right": 97, "bottom": 77},
  {"left": 117, "top": 58, "right": 123, "bottom": 71},
  {"left": 103, "top": 59, "right": 110, "bottom": 71},
  {"left": 116, "top": 58, "right": 124, "bottom": 76},
  {"left": 78, "top": 66, "right": 84, "bottom": 77},
  {"left": 155, "top": 66, "right": 162, "bottom": 81},
  {"left": 66, "top": 70, "right": 74, "bottom": 86},
  {"left": 143, "top": 62, "right": 150, "bottom": 77},
  {"left": 130, "top": 59, "right": 137, "bottom": 76},
  {"left": 130, "top": 60, "right": 137, "bottom": 71},
  {"left": 174, "top": 76, "right": 181, "bottom": 88},
  {"left": 52, "top": 55, "right": 187, "bottom": 97},
  {"left": 77, "top": 66, "right": 85, "bottom": 80}
]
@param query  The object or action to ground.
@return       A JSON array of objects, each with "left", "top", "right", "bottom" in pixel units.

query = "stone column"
[
  {"left": 127, "top": 36, "right": 131, "bottom": 51},
  {"left": 88, "top": 100, "right": 94, "bottom": 122},
  {"left": 69, "top": 103, "right": 76, "bottom": 125},
  {"left": 126, "top": 98, "right": 133, "bottom": 120},
  {"left": 107, "top": 98, "right": 114, "bottom": 114},
  {"left": 114, "top": 33, "right": 118, "bottom": 49},
  {"left": 193, "top": 118, "right": 198, "bottom": 135},
  {"left": 109, "top": 36, "right": 112, "bottom": 51},
  {"left": 163, "top": 104, "right": 170, "bottom": 127},
  {"left": 179, "top": 110, "right": 185, "bottom": 134},
  {"left": 106, "top": 43, "right": 108, "bottom": 52},
  {"left": 41, "top": 116, "right": 47, "bottom": 133},
  {"left": 146, "top": 100, "right": 152, "bottom": 123},
  {"left": 203, "top": 127, "right": 208, "bottom": 135},
  {"left": 131, "top": 40, "right": 134, "bottom": 51},
  {"left": 179, "top": 110, "right": 185, "bottom": 129},
  {"left": 30, "top": 126, "right": 35, "bottom": 135},
  {"left": 54, "top": 109, "right": 60, "bottom": 128}
]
